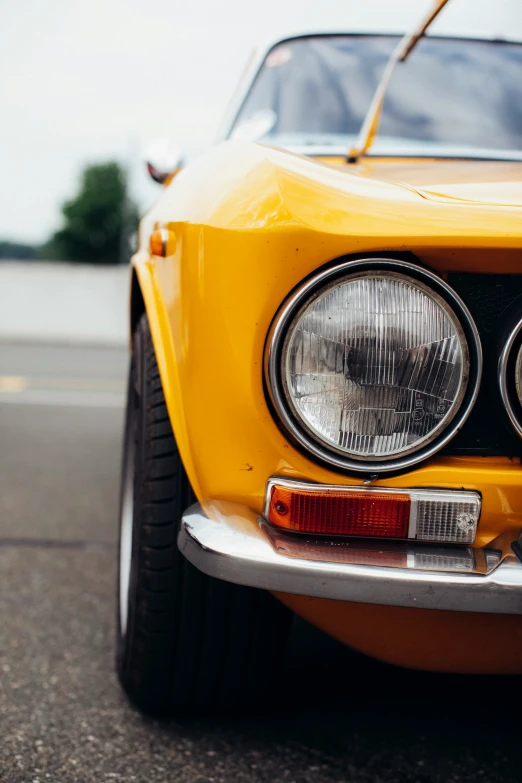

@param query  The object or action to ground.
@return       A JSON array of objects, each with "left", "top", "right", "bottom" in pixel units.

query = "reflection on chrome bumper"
[{"left": 178, "top": 501, "right": 522, "bottom": 615}]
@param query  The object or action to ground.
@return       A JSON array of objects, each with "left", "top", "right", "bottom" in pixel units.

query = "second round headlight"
[
  {"left": 268, "top": 262, "right": 479, "bottom": 471},
  {"left": 498, "top": 316, "right": 522, "bottom": 440}
]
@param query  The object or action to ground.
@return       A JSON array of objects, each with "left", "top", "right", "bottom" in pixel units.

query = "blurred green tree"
[{"left": 42, "top": 162, "right": 139, "bottom": 264}]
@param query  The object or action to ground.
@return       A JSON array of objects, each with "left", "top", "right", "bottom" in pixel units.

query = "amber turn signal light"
[
  {"left": 265, "top": 479, "right": 481, "bottom": 543},
  {"left": 149, "top": 228, "right": 175, "bottom": 257},
  {"left": 268, "top": 483, "right": 410, "bottom": 538}
]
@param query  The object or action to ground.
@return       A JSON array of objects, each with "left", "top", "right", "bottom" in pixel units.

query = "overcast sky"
[{"left": 1, "top": 0, "right": 521, "bottom": 244}]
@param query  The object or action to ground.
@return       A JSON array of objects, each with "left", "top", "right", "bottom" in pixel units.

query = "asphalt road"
[{"left": 0, "top": 340, "right": 521, "bottom": 783}]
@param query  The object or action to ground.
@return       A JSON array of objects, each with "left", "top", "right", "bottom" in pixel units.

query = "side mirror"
[{"left": 145, "top": 138, "right": 183, "bottom": 185}]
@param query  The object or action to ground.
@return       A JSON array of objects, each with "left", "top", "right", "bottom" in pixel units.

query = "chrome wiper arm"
[{"left": 347, "top": 0, "right": 451, "bottom": 163}]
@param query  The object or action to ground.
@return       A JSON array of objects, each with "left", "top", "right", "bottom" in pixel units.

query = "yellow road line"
[
  {"left": 0, "top": 375, "right": 123, "bottom": 393},
  {"left": 0, "top": 376, "right": 28, "bottom": 393}
]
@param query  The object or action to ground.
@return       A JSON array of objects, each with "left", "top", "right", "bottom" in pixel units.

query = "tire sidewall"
[{"left": 116, "top": 327, "right": 144, "bottom": 681}]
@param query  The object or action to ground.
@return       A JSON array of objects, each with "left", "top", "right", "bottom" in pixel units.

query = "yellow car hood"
[
  {"left": 354, "top": 159, "right": 522, "bottom": 208},
  {"left": 144, "top": 142, "right": 522, "bottom": 254}
]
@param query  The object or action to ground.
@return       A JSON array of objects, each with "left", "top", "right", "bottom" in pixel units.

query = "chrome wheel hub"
[{"left": 119, "top": 395, "right": 135, "bottom": 638}]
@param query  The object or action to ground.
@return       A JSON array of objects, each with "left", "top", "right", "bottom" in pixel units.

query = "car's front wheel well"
[{"left": 130, "top": 268, "right": 145, "bottom": 337}]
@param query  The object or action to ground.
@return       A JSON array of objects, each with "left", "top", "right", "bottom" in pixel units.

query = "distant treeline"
[
  {"left": 1, "top": 161, "right": 138, "bottom": 265},
  {"left": 0, "top": 241, "right": 40, "bottom": 260}
]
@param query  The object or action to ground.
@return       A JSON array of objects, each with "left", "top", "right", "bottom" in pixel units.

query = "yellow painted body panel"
[
  {"left": 275, "top": 594, "right": 522, "bottom": 674},
  {"left": 132, "top": 140, "right": 522, "bottom": 673}
]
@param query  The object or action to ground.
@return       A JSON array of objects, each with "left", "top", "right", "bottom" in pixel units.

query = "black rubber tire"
[{"left": 116, "top": 313, "right": 292, "bottom": 716}]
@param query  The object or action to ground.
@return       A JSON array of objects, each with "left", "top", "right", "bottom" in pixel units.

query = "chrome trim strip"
[
  {"left": 264, "top": 258, "right": 483, "bottom": 474},
  {"left": 179, "top": 501, "right": 522, "bottom": 615},
  {"left": 498, "top": 317, "right": 522, "bottom": 439},
  {"left": 408, "top": 493, "right": 418, "bottom": 540}
]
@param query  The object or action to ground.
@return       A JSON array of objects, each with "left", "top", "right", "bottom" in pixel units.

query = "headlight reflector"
[{"left": 283, "top": 272, "right": 468, "bottom": 460}]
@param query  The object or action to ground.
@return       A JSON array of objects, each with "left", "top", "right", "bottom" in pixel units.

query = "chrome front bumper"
[{"left": 178, "top": 501, "right": 522, "bottom": 615}]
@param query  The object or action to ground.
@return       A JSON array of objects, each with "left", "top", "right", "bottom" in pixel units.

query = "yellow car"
[{"left": 116, "top": 3, "right": 522, "bottom": 716}]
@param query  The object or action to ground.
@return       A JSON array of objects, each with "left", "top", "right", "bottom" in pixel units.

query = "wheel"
[{"left": 116, "top": 313, "right": 292, "bottom": 715}]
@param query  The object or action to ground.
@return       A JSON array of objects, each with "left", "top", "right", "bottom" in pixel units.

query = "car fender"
[{"left": 131, "top": 253, "right": 203, "bottom": 500}]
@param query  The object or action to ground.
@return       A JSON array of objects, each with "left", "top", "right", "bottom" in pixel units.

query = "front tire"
[{"left": 116, "top": 314, "right": 291, "bottom": 715}]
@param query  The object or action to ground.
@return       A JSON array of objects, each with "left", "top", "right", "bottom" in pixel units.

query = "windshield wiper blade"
[{"left": 347, "top": 0, "right": 451, "bottom": 163}]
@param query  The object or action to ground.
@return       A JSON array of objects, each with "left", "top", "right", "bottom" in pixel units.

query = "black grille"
[{"left": 442, "top": 274, "right": 522, "bottom": 457}]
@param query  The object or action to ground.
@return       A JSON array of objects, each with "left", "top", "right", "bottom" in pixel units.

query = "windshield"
[{"left": 229, "top": 35, "right": 522, "bottom": 157}]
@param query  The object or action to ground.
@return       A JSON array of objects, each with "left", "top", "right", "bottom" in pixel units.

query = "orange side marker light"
[
  {"left": 149, "top": 228, "right": 175, "bottom": 257},
  {"left": 268, "top": 484, "right": 411, "bottom": 538}
]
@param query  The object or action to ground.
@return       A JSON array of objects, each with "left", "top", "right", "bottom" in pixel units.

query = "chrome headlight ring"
[{"left": 265, "top": 258, "right": 483, "bottom": 474}]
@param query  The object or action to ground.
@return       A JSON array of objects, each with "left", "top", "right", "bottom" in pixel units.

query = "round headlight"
[
  {"left": 266, "top": 259, "right": 481, "bottom": 473},
  {"left": 499, "top": 317, "right": 522, "bottom": 439}
]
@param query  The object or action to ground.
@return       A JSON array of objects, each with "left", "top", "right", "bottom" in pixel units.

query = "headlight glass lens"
[{"left": 283, "top": 272, "right": 469, "bottom": 460}]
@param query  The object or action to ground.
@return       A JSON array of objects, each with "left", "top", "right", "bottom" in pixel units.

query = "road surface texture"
[{"left": 0, "top": 341, "right": 521, "bottom": 783}]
